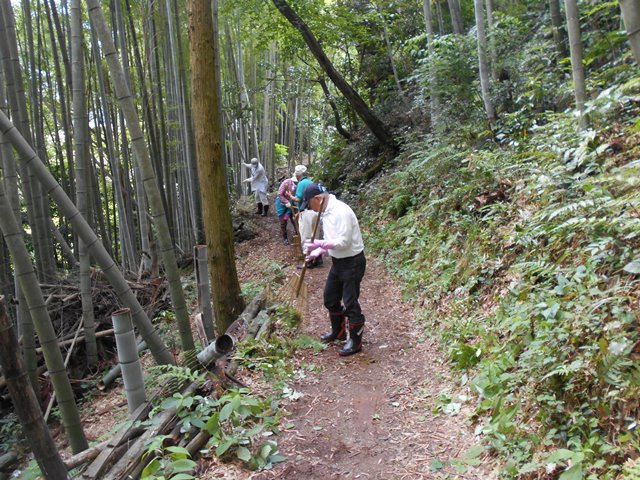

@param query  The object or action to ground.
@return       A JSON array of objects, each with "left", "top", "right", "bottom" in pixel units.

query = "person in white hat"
[
  {"left": 243, "top": 158, "right": 269, "bottom": 216},
  {"left": 292, "top": 165, "right": 323, "bottom": 268}
]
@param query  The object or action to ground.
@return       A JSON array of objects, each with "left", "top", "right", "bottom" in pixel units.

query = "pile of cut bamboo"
[{"left": 61, "top": 291, "right": 272, "bottom": 479}]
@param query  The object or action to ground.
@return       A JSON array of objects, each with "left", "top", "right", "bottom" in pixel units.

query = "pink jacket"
[{"left": 278, "top": 178, "right": 297, "bottom": 204}]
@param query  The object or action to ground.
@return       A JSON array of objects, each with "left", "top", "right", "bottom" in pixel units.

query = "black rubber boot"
[
  {"left": 255, "top": 203, "right": 263, "bottom": 215},
  {"left": 262, "top": 205, "right": 269, "bottom": 217},
  {"left": 320, "top": 312, "right": 346, "bottom": 343},
  {"left": 339, "top": 323, "right": 363, "bottom": 356},
  {"left": 280, "top": 218, "right": 289, "bottom": 245}
]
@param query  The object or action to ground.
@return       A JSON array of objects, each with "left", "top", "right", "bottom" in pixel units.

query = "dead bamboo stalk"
[
  {"left": 100, "top": 384, "right": 198, "bottom": 480},
  {"left": 35, "top": 329, "right": 115, "bottom": 354},
  {"left": 82, "top": 384, "right": 196, "bottom": 479},
  {"left": 62, "top": 426, "right": 144, "bottom": 470},
  {"left": 44, "top": 318, "right": 84, "bottom": 422},
  {"left": 187, "top": 306, "right": 273, "bottom": 460},
  {"left": 92, "top": 293, "right": 270, "bottom": 479}
]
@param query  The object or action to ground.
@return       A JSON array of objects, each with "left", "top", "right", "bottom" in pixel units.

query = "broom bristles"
[
  {"left": 292, "top": 234, "right": 304, "bottom": 260},
  {"left": 276, "top": 271, "right": 308, "bottom": 314}
]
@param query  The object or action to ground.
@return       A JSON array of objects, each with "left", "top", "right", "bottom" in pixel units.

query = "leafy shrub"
[{"left": 363, "top": 81, "right": 640, "bottom": 478}]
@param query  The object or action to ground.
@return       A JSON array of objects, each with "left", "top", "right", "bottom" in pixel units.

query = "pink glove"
[
  {"left": 304, "top": 239, "right": 335, "bottom": 252},
  {"left": 305, "top": 247, "right": 327, "bottom": 262}
]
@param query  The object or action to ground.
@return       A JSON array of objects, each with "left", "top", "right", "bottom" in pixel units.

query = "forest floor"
[
  {"left": 52, "top": 209, "right": 496, "bottom": 479},
  {"left": 203, "top": 212, "right": 496, "bottom": 480}
]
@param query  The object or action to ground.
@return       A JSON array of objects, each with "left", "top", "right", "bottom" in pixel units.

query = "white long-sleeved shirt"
[
  {"left": 321, "top": 194, "right": 364, "bottom": 259},
  {"left": 243, "top": 162, "right": 268, "bottom": 193}
]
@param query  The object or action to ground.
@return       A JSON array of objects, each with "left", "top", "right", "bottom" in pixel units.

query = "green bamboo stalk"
[
  {"left": 0, "top": 108, "right": 174, "bottom": 366},
  {"left": 86, "top": 0, "right": 195, "bottom": 353},
  {"left": 71, "top": 0, "right": 98, "bottom": 367},
  {"left": 0, "top": 297, "right": 69, "bottom": 479},
  {"left": 0, "top": 174, "right": 88, "bottom": 454}
]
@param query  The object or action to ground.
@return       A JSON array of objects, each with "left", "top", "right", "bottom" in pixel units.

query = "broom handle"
[
  {"left": 295, "top": 197, "right": 325, "bottom": 297},
  {"left": 290, "top": 204, "right": 300, "bottom": 235},
  {"left": 309, "top": 197, "right": 324, "bottom": 244}
]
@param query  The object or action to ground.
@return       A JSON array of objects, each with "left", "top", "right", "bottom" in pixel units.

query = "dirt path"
[{"left": 232, "top": 214, "right": 494, "bottom": 480}]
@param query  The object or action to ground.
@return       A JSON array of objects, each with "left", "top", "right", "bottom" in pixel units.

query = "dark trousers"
[{"left": 323, "top": 252, "right": 366, "bottom": 327}]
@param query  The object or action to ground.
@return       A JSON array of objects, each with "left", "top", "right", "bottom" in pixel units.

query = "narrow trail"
[{"left": 231, "top": 213, "right": 495, "bottom": 480}]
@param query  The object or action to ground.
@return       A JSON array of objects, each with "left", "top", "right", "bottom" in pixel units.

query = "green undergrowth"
[
  {"left": 135, "top": 302, "right": 322, "bottom": 479},
  {"left": 362, "top": 76, "right": 640, "bottom": 478}
]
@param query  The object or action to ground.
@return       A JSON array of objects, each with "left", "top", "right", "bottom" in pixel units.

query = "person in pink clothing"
[{"left": 275, "top": 173, "right": 298, "bottom": 245}]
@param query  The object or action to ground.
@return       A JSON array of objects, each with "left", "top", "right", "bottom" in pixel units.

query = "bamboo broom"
[{"left": 277, "top": 197, "right": 325, "bottom": 313}]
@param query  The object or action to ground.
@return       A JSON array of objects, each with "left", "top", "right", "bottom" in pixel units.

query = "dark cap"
[{"left": 300, "top": 183, "right": 324, "bottom": 210}]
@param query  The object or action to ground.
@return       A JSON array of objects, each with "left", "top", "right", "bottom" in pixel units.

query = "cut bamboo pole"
[
  {"left": 62, "top": 426, "right": 143, "bottom": 470},
  {"left": 112, "top": 309, "right": 146, "bottom": 414},
  {"left": 97, "top": 340, "right": 147, "bottom": 390},
  {"left": 196, "top": 333, "right": 234, "bottom": 366}
]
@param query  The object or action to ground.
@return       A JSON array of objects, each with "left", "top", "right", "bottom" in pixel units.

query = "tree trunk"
[
  {"left": 112, "top": 309, "right": 146, "bottom": 413},
  {"left": 86, "top": 0, "right": 195, "bottom": 353},
  {"left": 21, "top": 0, "right": 57, "bottom": 283},
  {"left": 89, "top": 30, "right": 137, "bottom": 273},
  {"left": 379, "top": 9, "right": 406, "bottom": 104},
  {"left": 43, "top": 0, "right": 74, "bottom": 211},
  {"left": 260, "top": 43, "right": 276, "bottom": 176},
  {"left": 271, "top": 0, "right": 397, "bottom": 152},
  {"left": 0, "top": 298, "right": 70, "bottom": 479},
  {"left": 318, "top": 77, "right": 351, "bottom": 140},
  {"left": 435, "top": 0, "right": 445, "bottom": 35},
  {"left": 71, "top": 0, "right": 97, "bottom": 368},
  {"left": 620, "top": 0, "right": 640, "bottom": 64},
  {"left": 485, "top": 0, "right": 497, "bottom": 78},
  {"left": 0, "top": 0, "right": 53, "bottom": 284},
  {"left": 564, "top": 0, "right": 588, "bottom": 128},
  {"left": 172, "top": 0, "right": 201, "bottom": 247},
  {"left": 549, "top": 0, "right": 568, "bottom": 57},
  {"left": 423, "top": 0, "right": 441, "bottom": 131},
  {"left": 0, "top": 12, "right": 40, "bottom": 397},
  {"left": 474, "top": 0, "right": 496, "bottom": 123},
  {"left": 187, "top": 0, "right": 245, "bottom": 334},
  {"left": 447, "top": 0, "right": 464, "bottom": 33},
  {"left": 0, "top": 60, "right": 19, "bottom": 327}
]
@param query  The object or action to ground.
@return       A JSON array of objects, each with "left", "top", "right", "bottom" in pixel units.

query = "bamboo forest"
[{"left": 0, "top": 0, "right": 638, "bottom": 478}]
